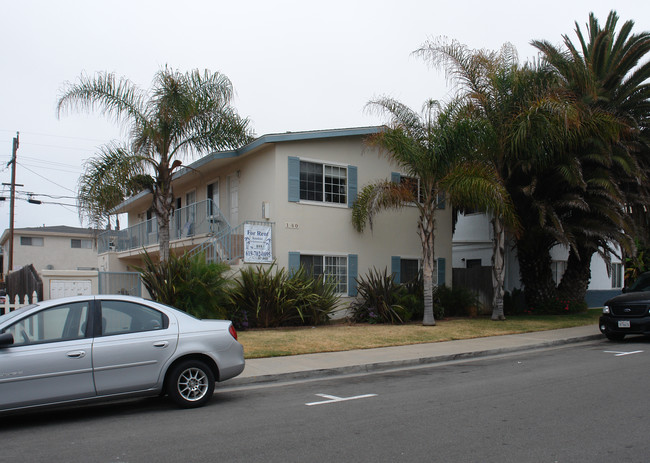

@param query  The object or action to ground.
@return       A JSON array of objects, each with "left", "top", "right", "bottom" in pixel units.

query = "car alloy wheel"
[{"left": 167, "top": 360, "right": 215, "bottom": 408}]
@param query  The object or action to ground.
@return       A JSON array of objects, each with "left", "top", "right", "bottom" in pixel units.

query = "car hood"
[{"left": 605, "top": 291, "right": 650, "bottom": 305}]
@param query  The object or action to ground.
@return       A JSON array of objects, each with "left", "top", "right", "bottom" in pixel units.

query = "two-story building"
[
  {"left": 99, "top": 126, "right": 453, "bottom": 302},
  {"left": 452, "top": 211, "right": 623, "bottom": 308},
  {"left": 0, "top": 225, "right": 98, "bottom": 277}
]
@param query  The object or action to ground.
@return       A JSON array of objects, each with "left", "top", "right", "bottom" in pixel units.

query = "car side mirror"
[{"left": 0, "top": 332, "right": 14, "bottom": 347}]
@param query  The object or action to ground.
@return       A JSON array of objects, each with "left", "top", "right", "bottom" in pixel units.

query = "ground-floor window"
[
  {"left": 392, "top": 256, "right": 444, "bottom": 285},
  {"left": 400, "top": 258, "right": 420, "bottom": 284},
  {"left": 300, "top": 254, "right": 348, "bottom": 294},
  {"left": 611, "top": 262, "right": 623, "bottom": 288}
]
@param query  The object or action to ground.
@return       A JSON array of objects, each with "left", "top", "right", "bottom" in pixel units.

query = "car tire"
[
  {"left": 605, "top": 332, "right": 625, "bottom": 341},
  {"left": 166, "top": 360, "right": 215, "bottom": 408}
]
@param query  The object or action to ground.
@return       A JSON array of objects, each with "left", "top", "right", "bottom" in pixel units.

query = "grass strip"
[{"left": 239, "top": 310, "right": 601, "bottom": 359}]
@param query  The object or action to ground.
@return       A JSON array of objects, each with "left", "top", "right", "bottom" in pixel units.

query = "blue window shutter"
[
  {"left": 391, "top": 172, "right": 401, "bottom": 183},
  {"left": 347, "top": 165, "right": 357, "bottom": 208},
  {"left": 348, "top": 254, "right": 358, "bottom": 297},
  {"left": 437, "top": 257, "right": 446, "bottom": 286},
  {"left": 288, "top": 252, "right": 300, "bottom": 275},
  {"left": 438, "top": 191, "right": 446, "bottom": 209},
  {"left": 391, "top": 256, "right": 401, "bottom": 284},
  {"left": 288, "top": 157, "right": 300, "bottom": 202}
]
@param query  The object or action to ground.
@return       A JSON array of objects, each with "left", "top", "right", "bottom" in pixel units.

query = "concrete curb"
[{"left": 227, "top": 332, "right": 603, "bottom": 387}]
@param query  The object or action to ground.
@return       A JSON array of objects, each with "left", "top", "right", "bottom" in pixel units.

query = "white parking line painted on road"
[
  {"left": 604, "top": 350, "right": 644, "bottom": 356},
  {"left": 306, "top": 393, "right": 378, "bottom": 406}
]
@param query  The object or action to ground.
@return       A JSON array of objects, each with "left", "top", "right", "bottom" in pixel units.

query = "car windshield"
[
  {"left": 0, "top": 304, "right": 38, "bottom": 326},
  {"left": 628, "top": 273, "right": 650, "bottom": 292}
]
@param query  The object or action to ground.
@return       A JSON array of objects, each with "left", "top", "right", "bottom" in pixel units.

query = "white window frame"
[
  {"left": 611, "top": 262, "right": 623, "bottom": 289},
  {"left": 398, "top": 174, "right": 445, "bottom": 208},
  {"left": 300, "top": 253, "right": 348, "bottom": 295},
  {"left": 299, "top": 158, "right": 349, "bottom": 207}
]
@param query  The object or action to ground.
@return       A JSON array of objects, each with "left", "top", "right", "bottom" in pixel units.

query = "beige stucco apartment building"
[
  {"left": 99, "top": 127, "right": 453, "bottom": 302},
  {"left": 0, "top": 226, "right": 98, "bottom": 278}
]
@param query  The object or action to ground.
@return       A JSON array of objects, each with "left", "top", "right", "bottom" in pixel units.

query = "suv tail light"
[{"left": 229, "top": 324, "right": 238, "bottom": 341}]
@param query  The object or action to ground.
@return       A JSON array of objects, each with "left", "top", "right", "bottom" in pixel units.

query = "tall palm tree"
[
  {"left": 353, "top": 98, "right": 516, "bottom": 325},
  {"left": 58, "top": 68, "right": 253, "bottom": 261},
  {"left": 533, "top": 10, "right": 650, "bottom": 300},
  {"left": 414, "top": 40, "right": 576, "bottom": 317}
]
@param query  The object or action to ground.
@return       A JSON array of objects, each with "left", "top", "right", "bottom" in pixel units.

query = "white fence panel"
[{"left": 0, "top": 291, "right": 39, "bottom": 316}]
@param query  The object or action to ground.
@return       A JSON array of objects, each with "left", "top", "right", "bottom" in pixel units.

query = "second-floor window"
[
  {"left": 71, "top": 239, "right": 93, "bottom": 249},
  {"left": 20, "top": 237, "right": 43, "bottom": 246},
  {"left": 288, "top": 156, "right": 357, "bottom": 207},
  {"left": 300, "top": 161, "right": 347, "bottom": 205},
  {"left": 392, "top": 173, "right": 446, "bottom": 209}
]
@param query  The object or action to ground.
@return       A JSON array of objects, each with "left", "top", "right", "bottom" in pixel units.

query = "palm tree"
[
  {"left": 58, "top": 67, "right": 253, "bottom": 261},
  {"left": 533, "top": 11, "right": 650, "bottom": 302},
  {"left": 76, "top": 143, "right": 150, "bottom": 230},
  {"left": 353, "top": 98, "right": 516, "bottom": 325},
  {"left": 414, "top": 40, "right": 576, "bottom": 317}
]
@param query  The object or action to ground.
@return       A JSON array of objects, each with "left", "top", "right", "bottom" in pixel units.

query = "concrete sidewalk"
[{"left": 228, "top": 324, "right": 603, "bottom": 386}]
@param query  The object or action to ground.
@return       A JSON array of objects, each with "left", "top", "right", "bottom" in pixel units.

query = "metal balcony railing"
[{"left": 98, "top": 199, "right": 230, "bottom": 253}]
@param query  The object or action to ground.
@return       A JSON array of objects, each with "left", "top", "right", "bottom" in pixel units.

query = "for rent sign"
[{"left": 243, "top": 224, "right": 273, "bottom": 263}]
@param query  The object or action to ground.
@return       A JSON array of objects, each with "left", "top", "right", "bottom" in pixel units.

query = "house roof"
[
  {"left": 112, "top": 126, "right": 383, "bottom": 213},
  {"left": 0, "top": 225, "right": 97, "bottom": 245}
]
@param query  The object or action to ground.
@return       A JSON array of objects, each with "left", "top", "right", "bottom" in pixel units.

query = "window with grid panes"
[
  {"left": 300, "top": 161, "right": 347, "bottom": 205},
  {"left": 300, "top": 254, "right": 347, "bottom": 294}
]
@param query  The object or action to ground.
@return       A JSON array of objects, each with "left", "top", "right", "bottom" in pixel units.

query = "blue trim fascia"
[
  {"left": 173, "top": 126, "right": 382, "bottom": 180},
  {"left": 227, "top": 126, "right": 381, "bottom": 158}
]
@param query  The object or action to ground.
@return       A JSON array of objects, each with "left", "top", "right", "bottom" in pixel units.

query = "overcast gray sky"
[{"left": 1, "top": 0, "right": 649, "bottom": 230}]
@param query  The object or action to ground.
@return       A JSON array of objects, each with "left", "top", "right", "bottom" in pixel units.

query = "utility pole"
[{"left": 7, "top": 132, "right": 19, "bottom": 272}]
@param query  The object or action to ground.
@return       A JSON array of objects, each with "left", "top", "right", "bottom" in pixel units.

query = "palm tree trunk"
[
  {"left": 420, "top": 210, "right": 436, "bottom": 326},
  {"left": 153, "top": 169, "right": 174, "bottom": 263},
  {"left": 491, "top": 217, "right": 506, "bottom": 320},
  {"left": 516, "top": 231, "right": 557, "bottom": 310},
  {"left": 557, "top": 242, "right": 593, "bottom": 305}
]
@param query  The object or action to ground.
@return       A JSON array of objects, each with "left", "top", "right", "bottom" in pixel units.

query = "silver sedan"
[{"left": 0, "top": 295, "right": 245, "bottom": 412}]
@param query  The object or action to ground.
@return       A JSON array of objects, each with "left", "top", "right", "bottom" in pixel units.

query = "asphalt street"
[{"left": 2, "top": 337, "right": 650, "bottom": 463}]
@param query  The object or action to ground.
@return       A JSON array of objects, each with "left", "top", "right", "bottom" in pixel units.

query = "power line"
[
  {"left": 0, "top": 128, "right": 111, "bottom": 143},
  {"left": 20, "top": 141, "right": 102, "bottom": 152},
  {"left": 16, "top": 162, "right": 77, "bottom": 193},
  {"left": 12, "top": 154, "right": 85, "bottom": 169},
  {"left": 16, "top": 161, "right": 82, "bottom": 175}
]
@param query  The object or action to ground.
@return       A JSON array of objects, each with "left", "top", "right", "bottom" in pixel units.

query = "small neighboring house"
[
  {"left": 99, "top": 126, "right": 453, "bottom": 303},
  {"left": 452, "top": 212, "right": 623, "bottom": 308},
  {"left": 0, "top": 226, "right": 98, "bottom": 277}
]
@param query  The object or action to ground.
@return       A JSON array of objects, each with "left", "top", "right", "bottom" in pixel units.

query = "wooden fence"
[
  {"left": 0, "top": 291, "right": 39, "bottom": 316},
  {"left": 5, "top": 264, "right": 44, "bottom": 304},
  {"left": 452, "top": 266, "right": 494, "bottom": 314}
]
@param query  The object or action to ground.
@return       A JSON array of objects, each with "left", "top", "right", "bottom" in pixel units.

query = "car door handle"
[
  {"left": 67, "top": 350, "right": 86, "bottom": 359},
  {"left": 153, "top": 341, "right": 169, "bottom": 348}
]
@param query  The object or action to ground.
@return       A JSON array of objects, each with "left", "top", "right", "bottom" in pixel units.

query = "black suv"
[{"left": 599, "top": 272, "right": 650, "bottom": 341}]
